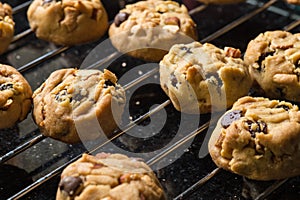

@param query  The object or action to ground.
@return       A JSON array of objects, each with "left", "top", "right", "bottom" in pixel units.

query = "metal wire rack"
[{"left": 1, "top": 0, "right": 300, "bottom": 199}]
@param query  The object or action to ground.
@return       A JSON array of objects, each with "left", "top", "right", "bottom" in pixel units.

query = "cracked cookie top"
[
  {"left": 27, "top": 0, "right": 109, "bottom": 45},
  {"left": 159, "top": 41, "right": 251, "bottom": 114},
  {"left": 209, "top": 96, "right": 300, "bottom": 180},
  {"left": 108, "top": 0, "right": 198, "bottom": 61},
  {"left": 32, "top": 68, "right": 126, "bottom": 144},
  {"left": 244, "top": 30, "right": 300, "bottom": 102},
  {"left": 112, "top": 0, "right": 196, "bottom": 32},
  {"left": 56, "top": 153, "right": 166, "bottom": 200}
]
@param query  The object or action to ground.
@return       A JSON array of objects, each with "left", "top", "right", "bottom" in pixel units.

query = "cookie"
[
  {"left": 108, "top": 0, "right": 198, "bottom": 62},
  {"left": 27, "top": 0, "right": 109, "bottom": 46},
  {"left": 196, "top": 0, "right": 245, "bottom": 4},
  {"left": 56, "top": 153, "right": 166, "bottom": 200},
  {"left": 244, "top": 30, "right": 300, "bottom": 102},
  {"left": 159, "top": 41, "right": 252, "bottom": 114},
  {"left": 209, "top": 96, "right": 300, "bottom": 180},
  {"left": 0, "top": 64, "right": 32, "bottom": 129},
  {"left": 32, "top": 68, "right": 126, "bottom": 144},
  {"left": 0, "top": 2, "right": 14, "bottom": 54}
]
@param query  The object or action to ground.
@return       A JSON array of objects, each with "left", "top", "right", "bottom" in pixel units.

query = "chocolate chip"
[
  {"left": 294, "top": 59, "right": 300, "bottom": 68},
  {"left": 0, "top": 83, "right": 13, "bottom": 91},
  {"left": 59, "top": 176, "right": 83, "bottom": 196},
  {"left": 245, "top": 120, "right": 254, "bottom": 137},
  {"left": 256, "top": 51, "right": 274, "bottom": 71},
  {"left": 91, "top": 8, "right": 98, "bottom": 20},
  {"left": 170, "top": 72, "right": 178, "bottom": 88},
  {"left": 55, "top": 89, "right": 69, "bottom": 102},
  {"left": 72, "top": 93, "right": 85, "bottom": 102},
  {"left": 259, "top": 121, "right": 267, "bottom": 134},
  {"left": 276, "top": 104, "right": 291, "bottom": 111},
  {"left": 207, "top": 73, "right": 222, "bottom": 86},
  {"left": 206, "top": 73, "right": 223, "bottom": 96},
  {"left": 245, "top": 120, "right": 267, "bottom": 138},
  {"left": 104, "top": 80, "right": 115, "bottom": 88},
  {"left": 180, "top": 46, "right": 192, "bottom": 54},
  {"left": 296, "top": 70, "right": 300, "bottom": 80},
  {"left": 221, "top": 110, "right": 243, "bottom": 128},
  {"left": 114, "top": 12, "right": 130, "bottom": 27}
]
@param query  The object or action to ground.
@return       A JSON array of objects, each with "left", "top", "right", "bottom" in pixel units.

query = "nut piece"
[
  {"left": 164, "top": 16, "right": 180, "bottom": 26},
  {"left": 224, "top": 47, "right": 241, "bottom": 58}
]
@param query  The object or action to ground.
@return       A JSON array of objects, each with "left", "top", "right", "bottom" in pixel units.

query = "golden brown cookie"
[
  {"left": 32, "top": 68, "right": 125, "bottom": 144},
  {"left": 109, "top": 0, "right": 198, "bottom": 62},
  {"left": 0, "top": 2, "right": 14, "bottom": 54},
  {"left": 0, "top": 64, "right": 32, "bottom": 129},
  {"left": 244, "top": 30, "right": 300, "bottom": 102},
  {"left": 56, "top": 153, "right": 166, "bottom": 200},
  {"left": 27, "top": 0, "right": 109, "bottom": 46},
  {"left": 159, "top": 41, "right": 252, "bottom": 114},
  {"left": 209, "top": 96, "right": 300, "bottom": 180}
]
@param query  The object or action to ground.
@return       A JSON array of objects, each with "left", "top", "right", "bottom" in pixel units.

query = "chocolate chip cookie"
[
  {"left": 244, "top": 30, "right": 300, "bottom": 102},
  {"left": 109, "top": 0, "right": 198, "bottom": 62},
  {"left": 32, "top": 68, "right": 125, "bottom": 144},
  {"left": 159, "top": 41, "right": 252, "bottom": 114},
  {"left": 0, "top": 64, "right": 32, "bottom": 129},
  {"left": 0, "top": 2, "right": 14, "bottom": 54},
  {"left": 209, "top": 96, "right": 300, "bottom": 180},
  {"left": 27, "top": 0, "right": 109, "bottom": 46},
  {"left": 56, "top": 153, "right": 166, "bottom": 200}
]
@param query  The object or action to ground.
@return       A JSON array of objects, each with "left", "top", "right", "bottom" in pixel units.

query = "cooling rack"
[{"left": 1, "top": 0, "right": 300, "bottom": 199}]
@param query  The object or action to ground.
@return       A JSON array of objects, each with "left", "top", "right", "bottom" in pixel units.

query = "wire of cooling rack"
[
  {"left": 200, "top": 0, "right": 277, "bottom": 43},
  {"left": 174, "top": 167, "right": 222, "bottom": 200},
  {"left": 254, "top": 179, "right": 289, "bottom": 200},
  {"left": 0, "top": 134, "right": 45, "bottom": 164},
  {"left": 11, "top": 0, "right": 31, "bottom": 14},
  {"left": 147, "top": 120, "right": 211, "bottom": 167},
  {"left": 17, "top": 46, "right": 70, "bottom": 72},
  {"left": 11, "top": 29, "right": 32, "bottom": 43}
]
